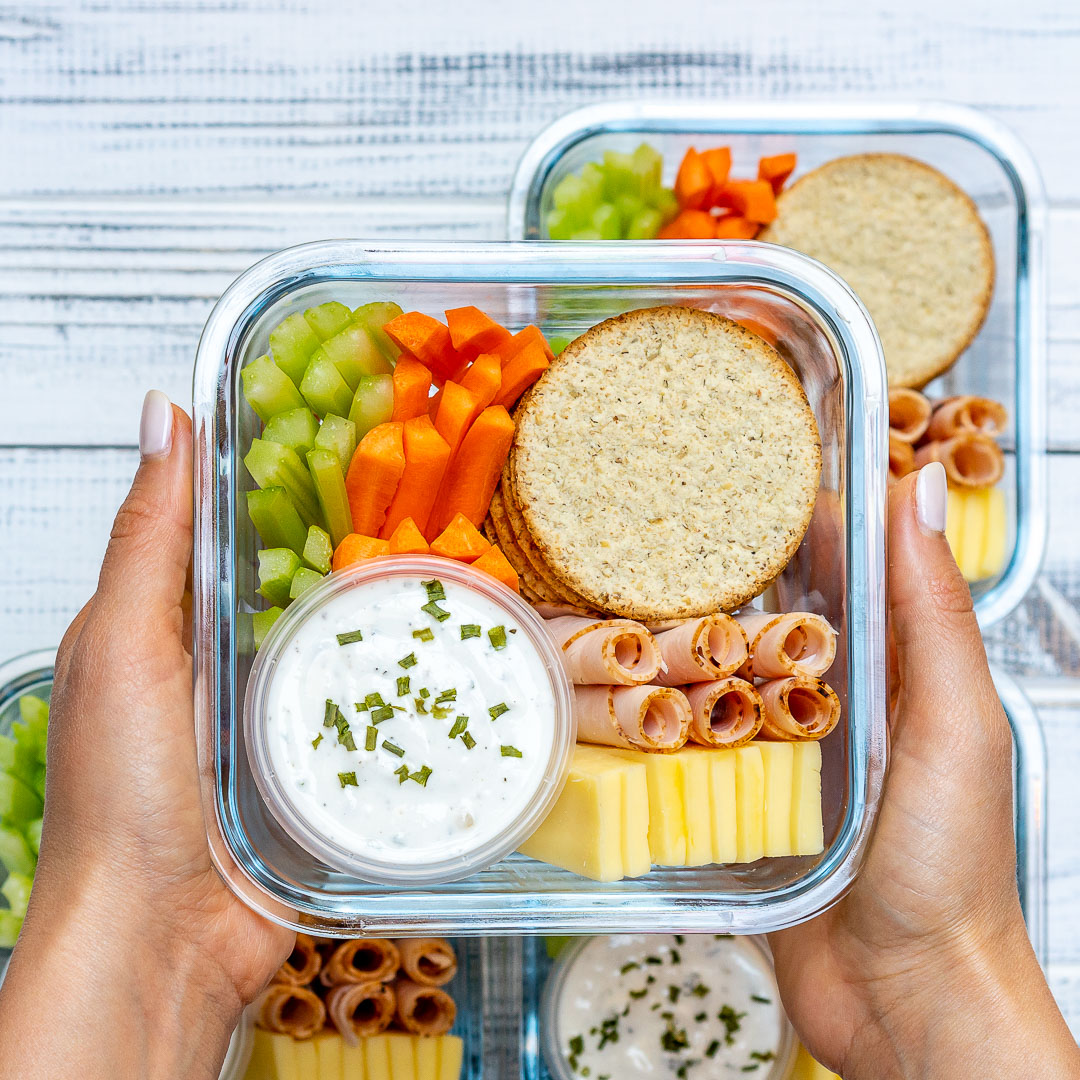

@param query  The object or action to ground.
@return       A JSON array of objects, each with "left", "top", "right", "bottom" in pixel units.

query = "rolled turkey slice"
[
  {"left": 255, "top": 983, "right": 326, "bottom": 1040},
  {"left": 271, "top": 932, "right": 322, "bottom": 986},
  {"left": 545, "top": 616, "right": 661, "bottom": 685},
  {"left": 574, "top": 685, "right": 690, "bottom": 752},
  {"left": 914, "top": 433, "right": 1004, "bottom": 489},
  {"left": 926, "top": 395, "right": 1008, "bottom": 440},
  {"left": 651, "top": 614, "right": 748, "bottom": 686},
  {"left": 734, "top": 612, "right": 837, "bottom": 680},
  {"left": 684, "top": 678, "right": 764, "bottom": 749},
  {"left": 888, "top": 387, "right": 932, "bottom": 444},
  {"left": 396, "top": 938, "right": 458, "bottom": 987},
  {"left": 326, "top": 981, "right": 396, "bottom": 1046},
  {"left": 394, "top": 978, "right": 457, "bottom": 1036},
  {"left": 319, "top": 937, "right": 401, "bottom": 987},
  {"left": 758, "top": 677, "right": 841, "bottom": 741},
  {"left": 889, "top": 433, "right": 916, "bottom": 483}
]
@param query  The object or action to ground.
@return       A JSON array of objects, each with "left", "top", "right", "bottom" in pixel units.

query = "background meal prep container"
[
  {"left": 193, "top": 240, "right": 888, "bottom": 936},
  {"left": 507, "top": 101, "right": 1048, "bottom": 628}
]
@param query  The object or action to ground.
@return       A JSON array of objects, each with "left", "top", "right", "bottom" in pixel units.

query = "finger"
[{"left": 53, "top": 599, "right": 93, "bottom": 687}]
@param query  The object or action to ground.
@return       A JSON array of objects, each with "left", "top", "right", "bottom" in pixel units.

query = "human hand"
[
  {"left": 0, "top": 391, "right": 293, "bottom": 1079},
  {"left": 769, "top": 463, "right": 1079, "bottom": 1079}
]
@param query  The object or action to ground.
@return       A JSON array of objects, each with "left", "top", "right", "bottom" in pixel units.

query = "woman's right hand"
[{"left": 770, "top": 463, "right": 1080, "bottom": 1079}]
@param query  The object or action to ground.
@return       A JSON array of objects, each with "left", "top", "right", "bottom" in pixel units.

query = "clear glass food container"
[
  {"left": 192, "top": 239, "right": 888, "bottom": 936},
  {"left": 507, "top": 101, "right": 1048, "bottom": 628}
]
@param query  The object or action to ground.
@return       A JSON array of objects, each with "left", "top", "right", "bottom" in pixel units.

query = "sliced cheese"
[
  {"left": 342, "top": 1042, "right": 368, "bottom": 1080},
  {"left": 387, "top": 1032, "right": 416, "bottom": 1080},
  {"left": 790, "top": 1043, "right": 842, "bottom": 1080},
  {"left": 945, "top": 488, "right": 965, "bottom": 575},
  {"left": 603, "top": 748, "right": 686, "bottom": 865},
  {"left": 416, "top": 1035, "right": 439, "bottom": 1080},
  {"left": 674, "top": 747, "right": 714, "bottom": 866},
  {"left": 314, "top": 1031, "right": 346, "bottom": 1080},
  {"left": 364, "top": 1034, "right": 392, "bottom": 1080},
  {"left": 960, "top": 485, "right": 987, "bottom": 580},
  {"left": 981, "top": 485, "right": 1008, "bottom": 579},
  {"left": 758, "top": 742, "right": 795, "bottom": 857},
  {"left": 791, "top": 741, "right": 824, "bottom": 856},
  {"left": 706, "top": 746, "right": 738, "bottom": 863},
  {"left": 734, "top": 745, "right": 765, "bottom": 863},
  {"left": 293, "top": 1037, "right": 318, "bottom": 1079},
  {"left": 265, "top": 1030, "right": 298, "bottom": 1080},
  {"left": 244, "top": 1028, "right": 277, "bottom": 1080},
  {"left": 437, "top": 1035, "right": 465, "bottom": 1080}
]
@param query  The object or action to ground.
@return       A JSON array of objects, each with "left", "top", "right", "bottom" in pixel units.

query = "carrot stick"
[
  {"left": 701, "top": 147, "right": 732, "bottom": 202},
  {"left": 494, "top": 340, "right": 549, "bottom": 409},
  {"left": 345, "top": 422, "right": 405, "bottom": 537},
  {"left": 427, "top": 406, "right": 515, "bottom": 536},
  {"left": 390, "top": 356, "right": 433, "bottom": 421},
  {"left": 716, "top": 180, "right": 777, "bottom": 224},
  {"left": 659, "top": 208, "right": 716, "bottom": 240},
  {"left": 433, "top": 381, "right": 484, "bottom": 460},
  {"left": 714, "top": 215, "right": 759, "bottom": 240},
  {"left": 459, "top": 352, "right": 502, "bottom": 409},
  {"left": 445, "top": 306, "right": 512, "bottom": 362},
  {"left": 493, "top": 324, "right": 554, "bottom": 365},
  {"left": 674, "top": 147, "right": 712, "bottom": 210},
  {"left": 429, "top": 513, "right": 492, "bottom": 563},
  {"left": 383, "top": 312, "right": 457, "bottom": 382},
  {"left": 379, "top": 415, "right": 452, "bottom": 538},
  {"left": 758, "top": 152, "right": 797, "bottom": 194},
  {"left": 386, "top": 516, "right": 431, "bottom": 555},
  {"left": 471, "top": 545, "right": 519, "bottom": 592},
  {"left": 333, "top": 533, "right": 390, "bottom": 572}
]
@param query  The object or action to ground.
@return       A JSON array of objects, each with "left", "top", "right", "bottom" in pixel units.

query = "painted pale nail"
[
  {"left": 915, "top": 461, "right": 947, "bottom": 533},
  {"left": 139, "top": 390, "right": 173, "bottom": 461}
]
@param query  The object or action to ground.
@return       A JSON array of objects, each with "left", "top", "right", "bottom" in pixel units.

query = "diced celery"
[
  {"left": 580, "top": 162, "right": 606, "bottom": 200},
  {"left": 262, "top": 407, "right": 319, "bottom": 456},
  {"left": 289, "top": 567, "right": 324, "bottom": 600},
  {"left": 547, "top": 335, "right": 572, "bottom": 356},
  {"left": 246, "top": 488, "right": 308, "bottom": 556},
  {"left": 14, "top": 696, "right": 48, "bottom": 768},
  {"left": 313, "top": 414, "right": 357, "bottom": 476},
  {"left": 321, "top": 325, "right": 392, "bottom": 390},
  {"left": 300, "top": 351, "right": 354, "bottom": 419},
  {"left": 269, "top": 312, "right": 321, "bottom": 386},
  {"left": 0, "top": 825, "right": 35, "bottom": 876},
  {"left": 0, "top": 911, "right": 23, "bottom": 949},
  {"left": 545, "top": 935, "right": 573, "bottom": 959},
  {"left": 30, "top": 766, "right": 44, "bottom": 801},
  {"left": 303, "top": 301, "right": 352, "bottom": 341},
  {"left": 602, "top": 150, "right": 637, "bottom": 200},
  {"left": 0, "top": 773, "right": 43, "bottom": 828},
  {"left": 569, "top": 228, "right": 604, "bottom": 240},
  {"left": 0, "top": 735, "right": 36, "bottom": 788},
  {"left": 348, "top": 374, "right": 395, "bottom": 438},
  {"left": 307, "top": 448, "right": 354, "bottom": 547},
  {"left": 651, "top": 187, "right": 680, "bottom": 222},
  {"left": 591, "top": 203, "right": 622, "bottom": 240},
  {"left": 257, "top": 548, "right": 302, "bottom": 607},
  {"left": 631, "top": 142, "right": 663, "bottom": 201},
  {"left": 613, "top": 193, "right": 646, "bottom": 233},
  {"left": 240, "top": 354, "right": 306, "bottom": 423},
  {"left": 626, "top": 206, "right": 664, "bottom": 240},
  {"left": 25, "top": 819, "right": 41, "bottom": 856},
  {"left": 252, "top": 607, "right": 284, "bottom": 650},
  {"left": 352, "top": 301, "right": 405, "bottom": 363},
  {"left": 2, "top": 871, "right": 32, "bottom": 918},
  {"left": 243, "top": 439, "right": 321, "bottom": 528},
  {"left": 552, "top": 172, "right": 591, "bottom": 214},
  {"left": 302, "top": 525, "right": 333, "bottom": 575},
  {"left": 545, "top": 208, "right": 576, "bottom": 240}
]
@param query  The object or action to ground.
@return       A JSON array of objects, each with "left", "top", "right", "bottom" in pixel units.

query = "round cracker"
[{"left": 486, "top": 490, "right": 565, "bottom": 603}]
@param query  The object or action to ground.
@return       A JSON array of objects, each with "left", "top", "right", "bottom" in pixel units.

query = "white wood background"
[{"left": 2, "top": 0, "right": 1080, "bottom": 1035}]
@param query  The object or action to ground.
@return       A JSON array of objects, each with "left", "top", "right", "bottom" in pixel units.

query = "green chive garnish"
[
  {"left": 365, "top": 726, "right": 377, "bottom": 751},
  {"left": 460, "top": 624, "right": 481, "bottom": 639},
  {"left": 323, "top": 699, "right": 340, "bottom": 728},
  {"left": 432, "top": 705, "right": 452, "bottom": 720},
  {"left": 382, "top": 740, "right": 405, "bottom": 757},
  {"left": 488, "top": 625, "right": 507, "bottom": 649},
  {"left": 370, "top": 705, "right": 394, "bottom": 723},
  {"left": 500, "top": 744, "right": 522, "bottom": 758},
  {"left": 461, "top": 732, "right": 476, "bottom": 750},
  {"left": 422, "top": 578, "right": 446, "bottom": 600},
  {"left": 412, "top": 628, "right": 434, "bottom": 642},
  {"left": 355, "top": 701, "right": 368, "bottom": 713},
  {"left": 629, "top": 988, "right": 647, "bottom": 999},
  {"left": 409, "top": 765, "right": 432, "bottom": 787},
  {"left": 705, "top": 1040, "right": 720, "bottom": 1059},
  {"left": 419, "top": 688, "right": 431, "bottom": 699},
  {"left": 569, "top": 1036, "right": 584, "bottom": 1056},
  {"left": 338, "top": 771, "right": 357, "bottom": 788},
  {"left": 488, "top": 702, "right": 509, "bottom": 720},
  {"left": 448, "top": 716, "right": 468, "bottom": 739},
  {"left": 394, "top": 764, "right": 409, "bottom": 784},
  {"left": 422, "top": 600, "right": 451, "bottom": 622},
  {"left": 338, "top": 730, "right": 357, "bottom": 751},
  {"left": 365, "top": 692, "right": 384, "bottom": 709},
  {"left": 311, "top": 733, "right": 324, "bottom": 749},
  {"left": 750, "top": 994, "right": 771, "bottom": 1004},
  {"left": 397, "top": 675, "right": 410, "bottom": 696},
  {"left": 335, "top": 629, "right": 364, "bottom": 645},
  {"left": 621, "top": 961, "right": 639, "bottom": 974},
  {"left": 414, "top": 697, "right": 428, "bottom": 714},
  {"left": 435, "top": 688, "right": 457, "bottom": 703},
  {"left": 399, "top": 652, "right": 417, "bottom": 669}
]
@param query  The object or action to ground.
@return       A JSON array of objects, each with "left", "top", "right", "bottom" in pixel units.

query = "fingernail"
[
  {"left": 915, "top": 461, "right": 947, "bottom": 533},
  {"left": 139, "top": 390, "right": 173, "bottom": 461}
]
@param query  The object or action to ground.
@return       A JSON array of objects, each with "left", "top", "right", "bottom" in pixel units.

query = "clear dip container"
[
  {"left": 244, "top": 556, "right": 575, "bottom": 886},
  {"left": 193, "top": 240, "right": 888, "bottom": 936}
]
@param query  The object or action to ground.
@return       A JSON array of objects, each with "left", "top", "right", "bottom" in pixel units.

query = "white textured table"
[{"left": 3, "top": 0, "right": 1080, "bottom": 1033}]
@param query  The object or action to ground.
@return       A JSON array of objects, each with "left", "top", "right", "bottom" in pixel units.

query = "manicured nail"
[
  {"left": 139, "top": 390, "right": 173, "bottom": 461},
  {"left": 915, "top": 461, "right": 947, "bottom": 534}
]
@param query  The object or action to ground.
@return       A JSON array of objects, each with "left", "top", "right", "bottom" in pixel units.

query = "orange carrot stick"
[
  {"left": 386, "top": 516, "right": 431, "bottom": 555},
  {"left": 333, "top": 533, "right": 390, "bottom": 572},
  {"left": 494, "top": 340, "right": 549, "bottom": 409},
  {"left": 383, "top": 312, "right": 457, "bottom": 382},
  {"left": 493, "top": 324, "right": 554, "bottom": 365},
  {"left": 391, "top": 355, "right": 433, "bottom": 421},
  {"left": 433, "top": 381, "right": 484, "bottom": 459},
  {"left": 379, "top": 415, "right": 452, "bottom": 538},
  {"left": 674, "top": 147, "right": 712, "bottom": 210},
  {"left": 345, "top": 422, "right": 406, "bottom": 538},
  {"left": 758, "top": 152, "right": 797, "bottom": 194},
  {"left": 714, "top": 215, "right": 759, "bottom": 240},
  {"left": 701, "top": 147, "right": 732, "bottom": 201},
  {"left": 459, "top": 352, "right": 502, "bottom": 409},
  {"left": 445, "top": 306, "right": 512, "bottom": 361},
  {"left": 716, "top": 180, "right": 777, "bottom": 224},
  {"left": 430, "top": 513, "right": 492, "bottom": 563},
  {"left": 427, "top": 406, "right": 515, "bottom": 535},
  {"left": 471, "top": 545, "right": 519, "bottom": 592}
]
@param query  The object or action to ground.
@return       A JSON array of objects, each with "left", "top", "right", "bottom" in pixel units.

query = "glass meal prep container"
[
  {"left": 507, "top": 101, "right": 1048, "bottom": 629},
  {"left": 192, "top": 239, "right": 889, "bottom": 936}
]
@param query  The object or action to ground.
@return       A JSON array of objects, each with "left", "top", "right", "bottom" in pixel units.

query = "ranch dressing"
[
  {"left": 553, "top": 935, "right": 788, "bottom": 1079},
  {"left": 263, "top": 573, "right": 556, "bottom": 869}
]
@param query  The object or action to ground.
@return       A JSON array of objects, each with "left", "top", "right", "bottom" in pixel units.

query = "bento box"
[{"left": 507, "top": 101, "right": 1048, "bottom": 628}]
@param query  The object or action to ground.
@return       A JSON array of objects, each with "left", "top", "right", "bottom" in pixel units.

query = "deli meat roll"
[
  {"left": 758, "top": 677, "right": 841, "bottom": 741},
  {"left": 574, "top": 685, "right": 690, "bottom": 752},
  {"left": 888, "top": 387, "right": 932, "bottom": 444},
  {"left": 650, "top": 614, "right": 748, "bottom": 686},
  {"left": 914, "top": 433, "right": 1004, "bottom": 489},
  {"left": 889, "top": 433, "right": 916, "bottom": 483},
  {"left": 684, "top": 678, "right": 764, "bottom": 749},
  {"left": 326, "top": 981, "right": 396, "bottom": 1045},
  {"left": 735, "top": 612, "right": 837, "bottom": 680},
  {"left": 271, "top": 932, "right": 322, "bottom": 986},
  {"left": 926, "top": 395, "right": 1007, "bottom": 441},
  {"left": 396, "top": 938, "right": 458, "bottom": 987},
  {"left": 319, "top": 937, "right": 401, "bottom": 987},
  {"left": 545, "top": 616, "right": 662, "bottom": 685},
  {"left": 394, "top": 978, "right": 457, "bottom": 1036},
  {"left": 256, "top": 983, "right": 326, "bottom": 1040}
]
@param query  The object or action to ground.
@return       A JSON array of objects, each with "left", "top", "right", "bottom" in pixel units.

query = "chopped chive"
[
  {"left": 311, "top": 733, "right": 324, "bottom": 750},
  {"left": 691, "top": 983, "right": 710, "bottom": 997},
  {"left": 620, "top": 961, "right": 639, "bottom": 974},
  {"left": 432, "top": 705, "right": 452, "bottom": 720},
  {"left": 365, "top": 726, "right": 377, "bottom": 751},
  {"left": 488, "top": 702, "right": 509, "bottom": 720},
  {"left": 421, "top": 600, "right": 451, "bottom": 622},
  {"left": 412, "top": 627, "right": 435, "bottom": 642},
  {"left": 396, "top": 675, "right": 410, "bottom": 696},
  {"left": 749, "top": 1052, "right": 776, "bottom": 1063},
  {"left": 335, "top": 629, "right": 364, "bottom": 645},
  {"left": 338, "top": 730, "right": 357, "bottom": 751},
  {"left": 670, "top": 948, "right": 681, "bottom": 964},
  {"left": 394, "top": 764, "right": 409, "bottom": 784},
  {"left": 750, "top": 994, "right": 771, "bottom": 1005},
  {"left": 370, "top": 705, "right": 395, "bottom": 723},
  {"left": 694, "top": 1011, "right": 707, "bottom": 1022},
  {"left": 409, "top": 765, "right": 432, "bottom": 787},
  {"left": 382, "top": 740, "right": 405, "bottom": 758},
  {"left": 500, "top": 744, "right": 522, "bottom": 758},
  {"left": 435, "top": 687, "right": 458, "bottom": 703},
  {"left": 421, "top": 578, "right": 446, "bottom": 602},
  {"left": 706, "top": 1040, "right": 720, "bottom": 1059},
  {"left": 337, "top": 771, "right": 357, "bottom": 788},
  {"left": 645, "top": 956, "right": 663, "bottom": 966},
  {"left": 460, "top": 731, "right": 476, "bottom": 750},
  {"left": 398, "top": 652, "right": 418, "bottom": 669},
  {"left": 629, "top": 988, "right": 648, "bottom": 999},
  {"left": 674, "top": 934, "right": 685, "bottom": 945},
  {"left": 460, "top": 623, "right": 481, "bottom": 639},
  {"left": 488, "top": 625, "right": 507, "bottom": 649},
  {"left": 668, "top": 986, "right": 680, "bottom": 1003},
  {"left": 355, "top": 702, "right": 368, "bottom": 713},
  {"left": 365, "top": 692, "right": 385, "bottom": 709},
  {"left": 323, "top": 699, "right": 340, "bottom": 728},
  {"left": 569, "top": 1036, "right": 584, "bottom": 1056},
  {"left": 448, "top": 716, "right": 469, "bottom": 739},
  {"left": 419, "top": 687, "right": 431, "bottom": 699},
  {"left": 414, "top": 697, "right": 429, "bottom": 714}
]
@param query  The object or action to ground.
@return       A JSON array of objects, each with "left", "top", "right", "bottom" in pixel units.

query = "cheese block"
[
  {"left": 416, "top": 1036, "right": 439, "bottom": 1080},
  {"left": 946, "top": 486, "right": 1008, "bottom": 582},
  {"left": 342, "top": 1042, "right": 368, "bottom": 1080},
  {"left": 705, "top": 747, "right": 738, "bottom": 863},
  {"left": 733, "top": 745, "right": 766, "bottom": 862},
  {"left": 294, "top": 1038, "right": 319, "bottom": 1078},
  {"left": 364, "top": 1034, "right": 392, "bottom": 1079},
  {"left": 314, "top": 1031, "right": 345, "bottom": 1080},
  {"left": 791, "top": 741, "right": 825, "bottom": 855},
  {"left": 245, "top": 1028, "right": 278, "bottom": 1080},
  {"left": 790, "top": 1043, "right": 843, "bottom": 1079},
  {"left": 759, "top": 742, "right": 795, "bottom": 857},
  {"left": 602, "top": 748, "right": 686, "bottom": 865},
  {"left": 676, "top": 747, "right": 713, "bottom": 866},
  {"left": 438, "top": 1036, "right": 464, "bottom": 1080},
  {"left": 387, "top": 1032, "right": 415, "bottom": 1080}
]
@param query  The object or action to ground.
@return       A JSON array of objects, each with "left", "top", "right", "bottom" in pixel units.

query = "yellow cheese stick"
[
  {"left": 734, "top": 745, "right": 765, "bottom": 862},
  {"left": 387, "top": 1032, "right": 416, "bottom": 1080},
  {"left": 604, "top": 749, "right": 687, "bottom": 866},
  {"left": 437, "top": 1035, "right": 464, "bottom": 1080},
  {"left": 790, "top": 1043, "right": 843, "bottom": 1079},
  {"left": 265, "top": 1030, "right": 298, "bottom": 1080},
  {"left": 343, "top": 1041, "right": 368, "bottom": 1080},
  {"left": 293, "top": 1037, "right": 318, "bottom": 1079},
  {"left": 758, "top": 742, "right": 795, "bottom": 857},
  {"left": 679, "top": 746, "right": 737, "bottom": 864},
  {"left": 980, "top": 485, "right": 1008, "bottom": 579},
  {"left": 364, "top": 1034, "right": 392, "bottom": 1080},
  {"left": 575, "top": 745, "right": 651, "bottom": 877},
  {"left": 416, "top": 1035, "right": 439, "bottom": 1080},
  {"left": 945, "top": 488, "right": 965, "bottom": 574},
  {"left": 960, "top": 486, "right": 987, "bottom": 580},
  {"left": 244, "top": 1028, "right": 276, "bottom": 1080},
  {"left": 676, "top": 749, "right": 713, "bottom": 865},
  {"left": 314, "top": 1031, "right": 345, "bottom": 1080},
  {"left": 791, "top": 742, "right": 824, "bottom": 855}
]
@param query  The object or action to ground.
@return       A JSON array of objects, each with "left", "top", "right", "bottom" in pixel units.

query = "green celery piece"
[
  {"left": 314, "top": 414, "right": 357, "bottom": 476},
  {"left": 547, "top": 335, "right": 572, "bottom": 356},
  {"left": 26, "top": 819, "right": 42, "bottom": 856},
  {"left": 569, "top": 228, "right": 604, "bottom": 240},
  {"left": 651, "top": 187, "right": 680, "bottom": 223},
  {"left": 0, "top": 911, "right": 23, "bottom": 949},
  {"left": 303, "top": 301, "right": 353, "bottom": 341},
  {"left": 545, "top": 207, "right": 576, "bottom": 240},
  {"left": 551, "top": 173, "right": 593, "bottom": 221},
  {"left": 243, "top": 438, "right": 321, "bottom": 528},
  {"left": 253, "top": 607, "right": 284, "bottom": 649},
  {"left": 1, "top": 871, "right": 32, "bottom": 918},
  {"left": 240, "top": 354, "right": 306, "bottom": 423},
  {"left": 601, "top": 150, "right": 637, "bottom": 200},
  {"left": 257, "top": 548, "right": 302, "bottom": 607},
  {"left": 269, "top": 312, "right": 321, "bottom": 386},
  {"left": 352, "top": 302, "right": 404, "bottom": 362},
  {"left": 0, "top": 735, "right": 36, "bottom": 788},
  {"left": 613, "top": 193, "right": 646, "bottom": 232},
  {"left": 302, "top": 525, "right": 333, "bottom": 575},
  {"left": 300, "top": 351, "right": 354, "bottom": 419},
  {"left": 580, "top": 161, "right": 606, "bottom": 199},
  {"left": 626, "top": 206, "right": 664, "bottom": 240},
  {"left": 0, "top": 825, "right": 35, "bottom": 876},
  {"left": 15, "top": 695, "right": 48, "bottom": 767},
  {"left": 348, "top": 374, "right": 395, "bottom": 438},
  {"left": 321, "top": 325, "right": 392, "bottom": 391},
  {"left": 289, "top": 567, "right": 324, "bottom": 600},
  {"left": 631, "top": 142, "right": 663, "bottom": 201},
  {"left": 545, "top": 935, "right": 573, "bottom": 959},
  {"left": 246, "top": 488, "right": 308, "bottom": 556},
  {"left": 307, "top": 448, "right": 354, "bottom": 547},
  {"left": 262, "top": 407, "right": 319, "bottom": 456},
  {"left": 0, "top": 773, "right": 43, "bottom": 828},
  {"left": 30, "top": 766, "right": 44, "bottom": 801},
  {"left": 591, "top": 203, "right": 622, "bottom": 240}
]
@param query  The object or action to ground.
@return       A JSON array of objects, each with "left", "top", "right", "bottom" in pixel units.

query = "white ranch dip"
[
  {"left": 552, "top": 935, "right": 788, "bottom": 1079},
  {"left": 262, "top": 573, "right": 556, "bottom": 871}
]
